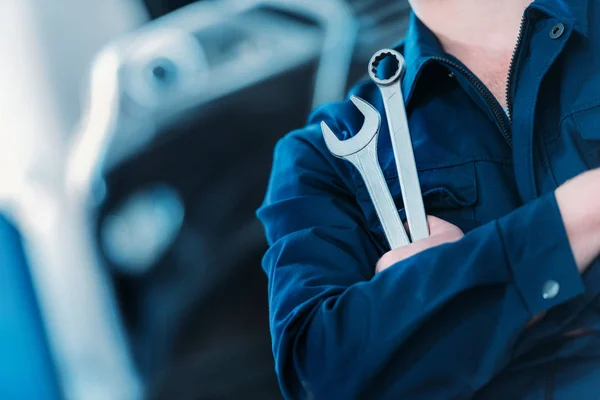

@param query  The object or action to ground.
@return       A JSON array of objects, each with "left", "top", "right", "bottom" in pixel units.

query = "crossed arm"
[{"left": 257, "top": 128, "right": 600, "bottom": 399}]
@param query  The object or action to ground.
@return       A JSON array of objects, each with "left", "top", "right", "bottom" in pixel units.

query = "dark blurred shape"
[
  {"left": 98, "top": 66, "right": 315, "bottom": 398},
  {"left": 143, "top": 0, "right": 201, "bottom": 19}
]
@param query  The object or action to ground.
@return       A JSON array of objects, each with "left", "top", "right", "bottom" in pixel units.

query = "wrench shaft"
[
  {"left": 346, "top": 141, "right": 410, "bottom": 249},
  {"left": 379, "top": 84, "right": 429, "bottom": 242}
]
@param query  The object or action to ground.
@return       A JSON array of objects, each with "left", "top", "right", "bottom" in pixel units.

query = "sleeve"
[{"left": 257, "top": 125, "right": 585, "bottom": 400}]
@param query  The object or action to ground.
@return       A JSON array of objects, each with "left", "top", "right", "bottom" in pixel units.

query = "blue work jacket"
[{"left": 258, "top": 0, "right": 600, "bottom": 398}]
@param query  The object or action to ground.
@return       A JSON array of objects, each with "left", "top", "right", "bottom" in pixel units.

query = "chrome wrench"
[
  {"left": 321, "top": 95, "right": 410, "bottom": 249},
  {"left": 369, "top": 49, "right": 429, "bottom": 241}
]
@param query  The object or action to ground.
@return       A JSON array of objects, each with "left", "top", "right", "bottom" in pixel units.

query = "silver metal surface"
[
  {"left": 369, "top": 49, "right": 429, "bottom": 242},
  {"left": 322, "top": 96, "right": 409, "bottom": 249}
]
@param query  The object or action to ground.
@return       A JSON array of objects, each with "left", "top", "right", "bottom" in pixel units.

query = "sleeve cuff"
[{"left": 497, "top": 192, "right": 585, "bottom": 316}]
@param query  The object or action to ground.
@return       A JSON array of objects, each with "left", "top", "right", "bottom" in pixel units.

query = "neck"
[
  {"left": 411, "top": 0, "right": 532, "bottom": 108},
  {"left": 412, "top": 0, "right": 531, "bottom": 52}
]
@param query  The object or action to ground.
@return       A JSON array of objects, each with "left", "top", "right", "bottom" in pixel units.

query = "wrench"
[
  {"left": 369, "top": 49, "right": 429, "bottom": 242},
  {"left": 321, "top": 95, "right": 410, "bottom": 249}
]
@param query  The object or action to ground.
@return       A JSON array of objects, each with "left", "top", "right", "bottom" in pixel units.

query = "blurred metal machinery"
[
  {"left": 143, "top": 0, "right": 411, "bottom": 63},
  {"left": 67, "top": 0, "right": 359, "bottom": 194},
  {"left": 0, "top": 0, "right": 410, "bottom": 398},
  {"left": 349, "top": 0, "right": 411, "bottom": 59},
  {"left": 68, "top": 3, "right": 359, "bottom": 398}
]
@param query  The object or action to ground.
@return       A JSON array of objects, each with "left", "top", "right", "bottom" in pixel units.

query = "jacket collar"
[
  {"left": 530, "top": 0, "right": 589, "bottom": 36},
  {"left": 397, "top": 12, "right": 444, "bottom": 106},
  {"left": 397, "top": 0, "right": 589, "bottom": 106}
]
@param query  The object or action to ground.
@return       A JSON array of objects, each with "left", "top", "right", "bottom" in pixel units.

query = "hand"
[
  {"left": 375, "top": 216, "right": 464, "bottom": 274},
  {"left": 555, "top": 168, "right": 600, "bottom": 273}
]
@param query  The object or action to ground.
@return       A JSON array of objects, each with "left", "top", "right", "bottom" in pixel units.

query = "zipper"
[
  {"left": 505, "top": 14, "right": 528, "bottom": 124},
  {"left": 430, "top": 13, "right": 528, "bottom": 148},
  {"left": 432, "top": 56, "right": 513, "bottom": 147}
]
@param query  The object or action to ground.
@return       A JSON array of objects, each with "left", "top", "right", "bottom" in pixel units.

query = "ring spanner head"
[
  {"left": 321, "top": 95, "right": 381, "bottom": 158},
  {"left": 368, "top": 49, "right": 406, "bottom": 86}
]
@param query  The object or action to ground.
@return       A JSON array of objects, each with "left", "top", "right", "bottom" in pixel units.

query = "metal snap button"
[
  {"left": 549, "top": 23, "right": 565, "bottom": 39},
  {"left": 542, "top": 280, "right": 560, "bottom": 300}
]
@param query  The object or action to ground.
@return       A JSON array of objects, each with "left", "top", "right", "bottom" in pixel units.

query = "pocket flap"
[
  {"left": 419, "top": 162, "right": 478, "bottom": 209},
  {"left": 356, "top": 162, "right": 478, "bottom": 231},
  {"left": 573, "top": 106, "right": 600, "bottom": 140}
]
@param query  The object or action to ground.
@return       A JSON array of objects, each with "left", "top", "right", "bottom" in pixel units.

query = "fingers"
[
  {"left": 403, "top": 215, "right": 463, "bottom": 240},
  {"left": 426, "top": 215, "right": 464, "bottom": 235},
  {"left": 376, "top": 215, "right": 464, "bottom": 274}
]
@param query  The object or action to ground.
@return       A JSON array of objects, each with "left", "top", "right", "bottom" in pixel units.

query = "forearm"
[
  {"left": 272, "top": 225, "right": 522, "bottom": 399},
  {"left": 265, "top": 192, "right": 586, "bottom": 398}
]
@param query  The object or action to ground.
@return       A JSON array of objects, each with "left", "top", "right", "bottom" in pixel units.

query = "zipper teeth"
[
  {"left": 432, "top": 56, "right": 513, "bottom": 147},
  {"left": 505, "top": 14, "right": 528, "bottom": 123}
]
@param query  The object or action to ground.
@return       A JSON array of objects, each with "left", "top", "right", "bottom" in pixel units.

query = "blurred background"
[{"left": 0, "top": 0, "right": 410, "bottom": 398}]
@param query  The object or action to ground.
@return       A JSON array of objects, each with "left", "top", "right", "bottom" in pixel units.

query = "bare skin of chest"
[
  {"left": 410, "top": 0, "right": 531, "bottom": 109},
  {"left": 448, "top": 46, "right": 513, "bottom": 109}
]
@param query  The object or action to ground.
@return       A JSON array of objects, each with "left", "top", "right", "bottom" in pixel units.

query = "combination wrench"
[
  {"left": 368, "top": 49, "right": 429, "bottom": 242},
  {"left": 321, "top": 96, "right": 410, "bottom": 249}
]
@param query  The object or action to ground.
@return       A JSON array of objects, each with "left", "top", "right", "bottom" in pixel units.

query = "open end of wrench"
[
  {"left": 368, "top": 49, "right": 406, "bottom": 86},
  {"left": 321, "top": 96, "right": 381, "bottom": 158}
]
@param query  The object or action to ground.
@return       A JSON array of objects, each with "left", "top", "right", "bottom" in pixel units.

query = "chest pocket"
[
  {"left": 544, "top": 99, "right": 600, "bottom": 187},
  {"left": 354, "top": 162, "right": 478, "bottom": 249}
]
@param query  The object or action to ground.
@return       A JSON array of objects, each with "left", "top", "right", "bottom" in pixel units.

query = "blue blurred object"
[{"left": 0, "top": 215, "right": 60, "bottom": 399}]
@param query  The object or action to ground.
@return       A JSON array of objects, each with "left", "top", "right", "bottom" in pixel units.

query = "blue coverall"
[{"left": 258, "top": 0, "right": 600, "bottom": 398}]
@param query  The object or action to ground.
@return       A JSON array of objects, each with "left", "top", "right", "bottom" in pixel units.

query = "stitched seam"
[
  {"left": 548, "top": 98, "right": 600, "bottom": 143},
  {"left": 495, "top": 218, "right": 534, "bottom": 315},
  {"left": 542, "top": 101, "right": 600, "bottom": 146},
  {"left": 523, "top": 27, "right": 572, "bottom": 198},
  {"left": 352, "top": 157, "right": 512, "bottom": 189},
  {"left": 415, "top": 156, "right": 513, "bottom": 171},
  {"left": 549, "top": 102, "right": 600, "bottom": 145},
  {"left": 560, "top": 96, "right": 600, "bottom": 123},
  {"left": 545, "top": 98, "right": 600, "bottom": 144}
]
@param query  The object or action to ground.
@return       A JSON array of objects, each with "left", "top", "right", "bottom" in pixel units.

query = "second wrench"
[{"left": 369, "top": 49, "right": 429, "bottom": 242}]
